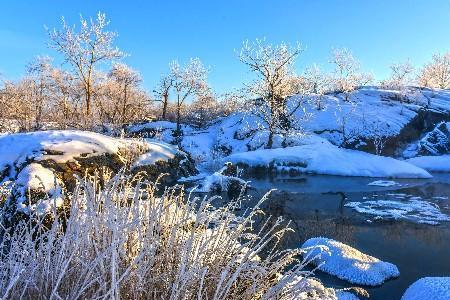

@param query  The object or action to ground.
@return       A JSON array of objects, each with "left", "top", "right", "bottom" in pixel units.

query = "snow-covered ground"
[
  {"left": 406, "top": 155, "right": 450, "bottom": 172},
  {"left": 345, "top": 195, "right": 450, "bottom": 225},
  {"left": 401, "top": 277, "right": 450, "bottom": 300},
  {"left": 302, "top": 237, "right": 400, "bottom": 286},
  {"left": 225, "top": 136, "right": 431, "bottom": 178}
]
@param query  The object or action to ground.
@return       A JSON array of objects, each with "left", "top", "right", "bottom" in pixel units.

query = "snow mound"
[
  {"left": 0, "top": 131, "right": 186, "bottom": 216},
  {"left": 226, "top": 137, "right": 432, "bottom": 178},
  {"left": 336, "top": 291, "right": 360, "bottom": 300},
  {"left": 302, "top": 237, "right": 399, "bottom": 286},
  {"left": 278, "top": 275, "right": 360, "bottom": 300},
  {"left": 401, "top": 277, "right": 450, "bottom": 300},
  {"left": 132, "top": 141, "right": 177, "bottom": 168},
  {"left": 14, "top": 163, "right": 63, "bottom": 215},
  {"left": 367, "top": 180, "right": 399, "bottom": 187},
  {"left": 0, "top": 130, "right": 179, "bottom": 180},
  {"left": 345, "top": 197, "right": 450, "bottom": 225},
  {"left": 406, "top": 155, "right": 450, "bottom": 172},
  {"left": 15, "top": 163, "right": 59, "bottom": 193}
]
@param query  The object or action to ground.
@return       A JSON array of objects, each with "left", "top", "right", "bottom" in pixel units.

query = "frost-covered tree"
[
  {"left": 238, "top": 38, "right": 304, "bottom": 148},
  {"left": 48, "top": 12, "right": 124, "bottom": 120},
  {"left": 170, "top": 58, "right": 209, "bottom": 139},
  {"left": 96, "top": 64, "right": 149, "bottom": 125},
  {"left": 329, "top": 48, "right": 372, "bottom": 101},
  {"left": 26, "top": 56, "right": 55, "bottom": 129},
  {"left": 381, "top": 61, "right": 415, "bottom": 108},
  {"left": 418, "top": 53, "right": 450, "bottom": 89},
  {"left": 382, "top": 61, "right": 415, "bottom": 90},
  {"left": 108, "top": 63, "right": 142, "bottom": 123},
  {"left": 153, "top": 73, "right": 174, "bottom": 120},
  {"left": 303, "top": 64, "right": 331, "bottom": 110},
  {"left": 186, "top": 89, "right": 220, "bottom": 127}
]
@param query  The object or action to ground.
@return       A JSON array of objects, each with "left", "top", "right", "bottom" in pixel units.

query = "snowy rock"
[
  {"left": 225, "top": 137, "right": 432, "bottom": 178},
  {"left": 276, "top": 275, "right": 360, "bottom": 300},
  {"left": 302, "top": 237, "right": 400, "bottom": 286},
  {"left": 0, "top": 130, "right": 196, "bottom": 222},
  {"left": 401, "top": 277, "right": 450, "bottom": 300},
  {"left": 407, "top": 155, "right": 450, "bottom": 172},
  {"left": 191, "top": 163, "right": 247, "bottom": 198}
]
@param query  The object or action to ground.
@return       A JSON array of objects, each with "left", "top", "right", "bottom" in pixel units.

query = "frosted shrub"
[{"left": 0, "top": 173, "right": 324, "bottom": 299}]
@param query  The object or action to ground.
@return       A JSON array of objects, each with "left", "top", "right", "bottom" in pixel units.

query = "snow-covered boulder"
[
  {"left": 401, "top": 277, "right": 450, "bottom": 300},
  {"left": 0, "top": 130, "right": 196, "bottom": 221},
  {"left": 406, "top": 155, "right": 450, "bottom": 172},
  {"left": 225, "top": 137, "right": 432, "bottom": 178},
  {"left": 301, "top": 237, "right": 400, "bottom": 286},
  {"left": 277, "top": 275, "right": 361, "bottom": 300}
]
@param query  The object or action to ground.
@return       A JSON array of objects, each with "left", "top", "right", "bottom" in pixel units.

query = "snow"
[
  {"left": 367, "top": 180, "right": 400, "bottom": 187},
  {"left": 15, "top": 163, "right": 59, "bottom": 193},
  {"left": 0, "top": 130, "right": 179, "bottom": 181},
  {"left": 401, "top": 277, "right": 450, "bottom": 300},
  {"left": 225, "top": 137, "right": 432, "bottom": 178},
  {"left": 302, "top": 237, "right": 400, "bottom": 286},
  {"left": 278, "top": 275, "right": 360, "bottom": 300},
  {"left": 406, "top": 155, "right": 450, "bottom": 172},
  {"left": 189, "top": 164, "right": 246, "bottom": 193},
  {"left": 336, "top": 291, "right": 360, "bottom": 300},
  {"left": 14, "top": 163, "right": 63, "bottom": 215},
  {"left": 0, "top": 131, "right": 126, "bottom": 177},
  {"left": 0, "top": 131, "right": 183, "bottom": 215},
  {"left": 132, "top": 141, "right": 177, "bottom": 168},
  {"left": 345, "top": 196, "right": 450, "bottom": 225}
]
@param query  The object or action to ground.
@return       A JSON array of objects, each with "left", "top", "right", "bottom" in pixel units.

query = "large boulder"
[{"left": 0, "top": 130, "right": 197, "bottom": 225}]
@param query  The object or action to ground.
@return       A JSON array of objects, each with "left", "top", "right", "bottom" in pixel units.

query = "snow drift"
[{"left": 225, "top": 138, "right": 431, "bottom": 178}]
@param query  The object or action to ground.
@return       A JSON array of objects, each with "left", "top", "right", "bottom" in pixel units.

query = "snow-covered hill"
[{"left": 126, "top": 87, "right": 450, "bottom": 177}]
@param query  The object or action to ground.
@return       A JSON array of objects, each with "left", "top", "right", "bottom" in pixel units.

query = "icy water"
[{"left": 221, "top": 173, "right": 450, "bottom": 300}]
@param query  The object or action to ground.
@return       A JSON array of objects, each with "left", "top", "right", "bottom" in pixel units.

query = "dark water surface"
[{"left": 224, "top": 174, "right": 450, "bottom": 300}]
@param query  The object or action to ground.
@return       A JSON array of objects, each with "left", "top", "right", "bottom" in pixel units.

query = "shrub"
[{"left": 0, "top": 173, "right": 328, "bottom": 299}]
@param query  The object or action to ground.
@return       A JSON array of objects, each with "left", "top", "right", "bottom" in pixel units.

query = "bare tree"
[
  {"left": 170, "top": 58, "right": 209, "bottom": 140},
  {"left": 329, "top": 48, "right": 372, "bottom": 101},
  {"left": 48, "top": 12, "right": 124, "bottom": 121},
  {"left": 26, "top": 56, "right": 55, "bottom": 129},
  {"left": 382, "top": 61, "right": 414, "bottom": 89},
  {"left": 418, "top": 53, "right": 450, "bottom": 89},
  {"left": 154, "top": 73, "right": 174, "bottom": 120},
  {"left": 238, "top": 38, "right": 303, "bottom": 149},
  {"left": 381, "top": 61, "right": 415, "bottom": 110},
  {"left": 108, "top": 63, "right": 142, "bottom": 123},
  {"left": 303, "top": 64, "right": 331, "bottom": 110}
]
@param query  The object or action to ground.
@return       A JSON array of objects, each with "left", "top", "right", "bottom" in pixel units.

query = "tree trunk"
[
  {"left": 121, "top": 85, "right": 128, "bottom": 124},
  {"left": 266, "top": 130, "right": 274, "bottom": 149},
  {"left": 162, "top": 93, "right": 168, "bottom": 120}
]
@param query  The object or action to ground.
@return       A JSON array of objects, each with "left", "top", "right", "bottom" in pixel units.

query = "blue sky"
[{"left": 1, "top": 1, "right": 450, "bottom": 94}]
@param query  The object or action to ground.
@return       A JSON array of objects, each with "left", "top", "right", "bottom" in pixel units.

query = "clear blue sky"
[{"left": 1, "top": 1, "right": 450, "bottom": 94}]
